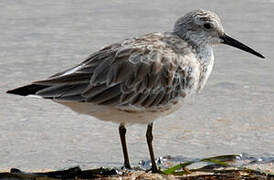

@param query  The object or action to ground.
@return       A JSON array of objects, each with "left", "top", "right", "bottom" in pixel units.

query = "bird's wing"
[{"left": 33, "top": 33, "right": 194, "bottom": 108}]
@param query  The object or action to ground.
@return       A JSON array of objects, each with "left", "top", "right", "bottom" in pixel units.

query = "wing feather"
[
  {"left": 33, "top": 73, "right": 91, "bottom": 85},
  {"left": 28, "top": 33, "right": 194, "bottom": 109},
  {"left": 36, "top": 83, "right": 87, "bottom": 97},
  {"left": 85, "top": 84, "right": 121, "bottom": 104}
]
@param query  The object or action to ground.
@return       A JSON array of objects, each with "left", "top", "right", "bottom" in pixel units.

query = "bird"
[{"left": 7, "top": 9, "right": 264, "bottom": 173}]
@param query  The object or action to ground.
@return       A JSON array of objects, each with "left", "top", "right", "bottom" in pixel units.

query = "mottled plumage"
[
  {"left": 7, "top": 9, "right": 264, "bottom": 172},
  {"left": 10, "top": 31, "right": 210, "bottom": 123}
]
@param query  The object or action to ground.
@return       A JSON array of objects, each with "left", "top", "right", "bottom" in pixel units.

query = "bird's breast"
[{"left": 196, "top": 46, "right": 215, "bottom": 92}]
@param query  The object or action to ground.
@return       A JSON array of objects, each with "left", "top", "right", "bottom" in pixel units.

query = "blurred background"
[{"left": 0, "top": 0, "right": 273, "bottom": 170}]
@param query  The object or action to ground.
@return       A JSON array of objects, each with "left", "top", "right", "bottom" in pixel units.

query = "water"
[
  {"left": 0, "top": 0, "right": 273, "bottom": 171},
  {"left": 139, "top": 153, "right": 274, "bottom": 172}
]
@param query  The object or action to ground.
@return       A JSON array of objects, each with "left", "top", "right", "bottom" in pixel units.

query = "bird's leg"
[
  {"left": 146, "top": 122, "right": 159, "bottom": 173},
  {"left": 119, "top": 123, "right": 131, "bottom": 169}
]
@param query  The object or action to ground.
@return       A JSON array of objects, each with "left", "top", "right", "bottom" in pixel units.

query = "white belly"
[{"left": 55, "top": 97, "right": 186, "bottom": 124}]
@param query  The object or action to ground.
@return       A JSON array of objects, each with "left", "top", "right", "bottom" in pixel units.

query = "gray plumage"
[
  {"left": 33, "top": 31, "right": 195, "bottom": 109},
  {"left": 7, "top": 9, "right": 264, "bottom": 123},
  {"left": 6, "top": 9, "right": 265, "bottom": 172}
]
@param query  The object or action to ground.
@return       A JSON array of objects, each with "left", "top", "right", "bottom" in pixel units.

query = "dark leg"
[
  {"left": 146, "top": 122, "right": 158, "bottom": 173},
  {"left": 119, "top": 123, "right": 131, "bottom": 169}
]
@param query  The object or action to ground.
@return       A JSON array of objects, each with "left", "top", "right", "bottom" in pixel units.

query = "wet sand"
[{"left": 0, "top": 0, "right": 273, "bottom": 171}]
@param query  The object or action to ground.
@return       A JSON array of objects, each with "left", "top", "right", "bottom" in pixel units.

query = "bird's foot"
[
  {"left": 146, "top": 167, "right": 162, "bottom": 174},
  {"left": 121, "top": 164, "right": 132, "bottom": 171}
]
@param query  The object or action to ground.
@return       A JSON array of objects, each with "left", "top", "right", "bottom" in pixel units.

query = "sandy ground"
[{"left": 0, "top": 0, "right": 273, "bottom": 171}]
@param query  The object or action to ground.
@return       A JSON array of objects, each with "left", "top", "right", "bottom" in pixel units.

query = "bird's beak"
[{"left": 220, "top": 33, "right": 265, "bottom": 59}]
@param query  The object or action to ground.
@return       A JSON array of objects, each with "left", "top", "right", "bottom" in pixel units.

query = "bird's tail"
[{"left": 6, "top": 84, "right": 49, "bottom": 96}]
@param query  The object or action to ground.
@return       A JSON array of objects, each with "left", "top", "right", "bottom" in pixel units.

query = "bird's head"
[{"left": 173, "top": 9, "right": 264, "bottom": 58}]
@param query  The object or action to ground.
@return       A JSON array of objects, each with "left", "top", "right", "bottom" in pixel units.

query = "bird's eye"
[{"left": 203, "top": 23, "right": 212, "bottom": 29}]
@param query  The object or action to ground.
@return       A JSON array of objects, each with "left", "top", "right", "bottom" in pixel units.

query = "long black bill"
[{"left": 220, "top": 34, "right": 265, "bottom": 59}]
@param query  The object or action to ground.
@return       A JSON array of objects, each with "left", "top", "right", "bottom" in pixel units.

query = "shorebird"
[{"left": 7, "top": 10, "right": 264, "bottom": 172}]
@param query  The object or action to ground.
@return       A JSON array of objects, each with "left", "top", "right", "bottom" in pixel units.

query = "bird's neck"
[
  {"left": 173, "top": 30, "right": 209, "bottom": 49},
  {"left": 169, "top": 31, "right": 214, "bottom": 67},
  {"left": 171, "top": 31, "right": 215, "bottom": 91}
]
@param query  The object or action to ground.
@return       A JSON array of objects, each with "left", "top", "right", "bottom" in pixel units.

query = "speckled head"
[
  {"left": 173, "top": 9, "right": 264, "bottom": 58},
  {"left": 173, "top": 9, "right": 224, "bottom": 46}
]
